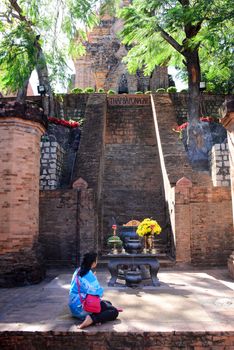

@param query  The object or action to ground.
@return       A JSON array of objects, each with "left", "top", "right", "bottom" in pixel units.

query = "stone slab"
[{"left": 0, "top": 267, "right": 233, "bottom": 334}]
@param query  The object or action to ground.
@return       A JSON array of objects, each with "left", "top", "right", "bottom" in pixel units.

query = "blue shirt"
[{"left": 68, "top": 268, "right": 104, "bottom": 318}]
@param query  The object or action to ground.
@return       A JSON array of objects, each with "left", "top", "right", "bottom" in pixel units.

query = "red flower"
[
  {"left": 200, "top": 116, "right": 214, "bottom": 122},
  {"left": 173, "top": 116, "right": 216, "bottom": 132},
  {"left": 174, "top": 122, "right": 189, "bottom": 132},
  {"left": 48, "top": 117, "right": 80, "bottom": 128}
]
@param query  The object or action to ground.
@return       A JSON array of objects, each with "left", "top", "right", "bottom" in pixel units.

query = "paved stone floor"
[{"left": 0, "top": 267, "right": 233, "bottom": 333}]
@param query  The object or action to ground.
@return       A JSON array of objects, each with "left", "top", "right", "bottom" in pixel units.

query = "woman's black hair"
[{"left": 80, "top": 252, "right": 97, "bottom": 277}]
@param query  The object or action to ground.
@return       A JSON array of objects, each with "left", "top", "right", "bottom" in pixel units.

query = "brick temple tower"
[
  {"left": 0, "top": 101, "right": 47, "bottom": 287},
  {"left": 73, "top": 2, "right": 169, "bottom": 93}
]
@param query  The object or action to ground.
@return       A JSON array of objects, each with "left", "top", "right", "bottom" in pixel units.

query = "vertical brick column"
[
  {"left": 220, "top": 98, "right": 234, "bottom": 225},
  {"left": 72, "top": 94, "right": 107, "bottom": 253},
  {"left": 0, "top": 101, "right": 47, "bottom": 287},
  {"left": 174, "top": 177, "right": 192, "bottom": 264},
  {"left": 220, "top": 97, "right": 234, "bottom": 278}
]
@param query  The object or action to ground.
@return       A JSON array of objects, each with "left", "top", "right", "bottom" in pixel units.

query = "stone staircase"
[{"left": 102, "top": 95, "right": 170, "bottom": 248}]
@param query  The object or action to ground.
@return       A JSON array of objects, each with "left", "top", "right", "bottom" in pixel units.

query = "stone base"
[
  {"left": 227, "top": 252, "right": 234, "bottom": 279},
  {"left": 0, "top": 247, "right": 46, "bottom": 288}
]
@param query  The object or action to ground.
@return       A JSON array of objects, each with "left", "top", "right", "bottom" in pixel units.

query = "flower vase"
[
  {"left": 143, "top": 234, "right": 153, "bottom": 253},
  {"left": 151, "top": 234, "right": 157, "bottom": 254},
  {"left": 146, "top": 233, "right": 153, "bottom": 252},
  {"left": 143, "top": 236, "right": 148, "bottom": 254},
  {"left": 145, "top": 232, "right": 156, "bottom": 254}
]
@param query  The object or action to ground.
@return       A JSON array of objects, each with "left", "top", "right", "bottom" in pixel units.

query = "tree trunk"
[
  {"left": 185, "top": 49, "right": 200, "bottom": 123},
  {"left": 6, "top": 1, "right": 54, "bottom": 114},
  {"left": 184, "top": 49, "right": 212, "bottom": 170},
  {"left": 35, "top": 41, "right": 54, "bottom": 117},
  {"left": 16, "top": 78, "right": 30, "bottom": 103}
]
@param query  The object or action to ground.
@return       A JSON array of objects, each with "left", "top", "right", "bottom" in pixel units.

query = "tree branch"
[
  {"left": 178, "top": 0, "right": 189, "bottom": 6},
  {"left": 184, "top": 21, "right": 202, "bottom": 38},
  {"left": 157, "top": 25, "right": 183, "bottom": 54},
  {"left": 0, "top": 11, "right": 13, "bottom": 23},
  {"left": 8, "top": 0, "right": 32, "bottom": 26}
]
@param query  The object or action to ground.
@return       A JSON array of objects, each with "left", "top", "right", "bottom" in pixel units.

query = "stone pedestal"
[{"left": 0, "top": 100, "right": 47, "bottom": 287}]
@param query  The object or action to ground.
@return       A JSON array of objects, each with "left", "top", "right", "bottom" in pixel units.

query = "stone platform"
[{"left": 0, "top": 267, "right": 234, "bottom": 349}]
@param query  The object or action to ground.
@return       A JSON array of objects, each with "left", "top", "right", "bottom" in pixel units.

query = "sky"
[{"left": 168, "top": 67, "right": 187, "bottom": 91}]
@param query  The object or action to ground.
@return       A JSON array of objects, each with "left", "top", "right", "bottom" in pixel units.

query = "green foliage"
[
  {"left": 0, "top": 0, "right": 100, "bottom": 94},
  {"left": 71, "top": 87, "right": 84, "bottom": 93},
  {"left": 98, "top": 88, "right": 105, "bottom": 93},
  {"left": 135, "top": 91, "right": 143, "bottom": 94},
  {"left": 118, "top": 0, "right": 234, "bottom": 93},
  {"left": 68, "top": 41, "right": 86, "bottom": 59},
  {"left": 0, "top": 23, "right": 37, "bottom": 92},
  {"left": 199, "top": 22, "right": 234, "bottom": 93},
  {"left": 54, "top": 93, "right": 65, "bottom": 102},
  {"left": 100, "top": 0, "right": 120, "bottom": 17},
  {"left": 75, "top": 116, "right": 85, "bottom": 126},
  {"left": 107, "top": 89, "right": 116, "bottom": 94},
  {"left": 156, "top": 88, "right": 166, "bottom": 93},
  {"left": 167, "top": 86, "right": 177, "bottom": 93},
  {"left": 84, "top": 86, "right": 95, "bottom": 93}
]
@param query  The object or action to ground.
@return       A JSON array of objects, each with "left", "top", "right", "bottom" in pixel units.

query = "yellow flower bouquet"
[{"left": 136, "top": 218, "right": 161, "bottom": 237}]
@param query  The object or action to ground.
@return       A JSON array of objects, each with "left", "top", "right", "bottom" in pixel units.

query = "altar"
[{"left": 107, "top": 253, "right": 160, "bottom": 287}]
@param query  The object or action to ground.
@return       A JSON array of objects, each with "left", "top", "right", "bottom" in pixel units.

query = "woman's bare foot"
[
  {"left": 77, "top": 315, "right": 93, "bottom": 329},
  {"left": 117, "top": 308, "right": 123, "bottom": 312}
]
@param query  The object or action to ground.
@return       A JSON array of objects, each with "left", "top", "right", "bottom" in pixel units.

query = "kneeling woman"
[{"left": 69, "top": 252, "right": 119, "bottom": 329}]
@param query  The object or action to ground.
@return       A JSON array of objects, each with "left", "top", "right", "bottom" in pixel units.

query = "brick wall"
[
  {"left": 39, "top": 189, "right": 97, "bottom": 266},
  {"left": 209, "top": 141, "right": 230, "bottom": 187},
  {"left": 0, "top": 100, "right": 46, "bottom": 286},
  {"left": 0, "top": 118, "right": 44, "bottom": 254},
  {"left": 175, "top": 183, "right": 234, "bottom": 265},
  {"left": 171, "top": 93, "right": 228, "bottom": 123},
  {"left": 43, "top": 123, "right": 81, "bottom": 188},
  {"left": 227, "top": 117, "right": 234, "bottom": 226},
  {"left": 40, "top": 141, "right": 65, "bottom": 189},
  {"left": 0, "top": 331, "right": 234, "bottom": 350},
  {"left": 151, "top": 94, "right": 212, "bottom": 186},
  {"left": 151, "top": 95, "right": 233, "bottom": 265},
  {"left": 54, "top": 94, "right": 89, "bottom": 120},
  {"left": 72, "top": 94, "right": 107, "bottom": 194},
  {"left": 39, "top": 94, "right": 106, "bottom": 266},
  {"left": 220, "top": 103, "right": 234, "bottom": 228},
  {"left": 72, "top": 94, "right": 106, "bottom": 252},
  {"left": 37, "top": 93, "right": 234, "bottom": 266}
]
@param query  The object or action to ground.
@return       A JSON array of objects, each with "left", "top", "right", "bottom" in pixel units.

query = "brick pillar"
[
  {"left": 78, "top": 189, "right": 98, "bottom": 260},
  {"left": 174, "top": 177, "right": 192, "bottom": 264},
  {"left": 0, "top": 100, "right": 47, "bottom": 287},
  {"left": 220, "top": 98, "right": 234, "bottom": 225},
  {"left": 220, "top": 97, "right": 234, "bottom": 278}
]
